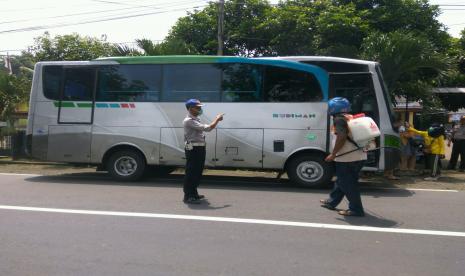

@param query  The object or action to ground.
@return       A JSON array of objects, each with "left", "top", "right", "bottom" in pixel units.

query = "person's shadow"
[
  {"left": 185, "top": 199, "right": 231, "bottom": 210},
  {"left": 335, "top": 210, "right": 399, "bottom": 228}
]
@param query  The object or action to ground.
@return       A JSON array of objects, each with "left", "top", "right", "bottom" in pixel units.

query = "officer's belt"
[{"left": 188, "top": 142, "right": 206, "bottom": 146}]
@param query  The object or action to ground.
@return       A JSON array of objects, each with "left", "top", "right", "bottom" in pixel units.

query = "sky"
[{"left": 0, "top": 0, "right": 464, "bottom": 55}]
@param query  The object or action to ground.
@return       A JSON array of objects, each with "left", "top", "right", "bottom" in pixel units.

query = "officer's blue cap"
[{"left": 185, "top": 99, "right": 204, "bottom": 108}]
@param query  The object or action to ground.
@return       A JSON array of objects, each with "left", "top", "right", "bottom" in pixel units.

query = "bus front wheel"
[
  {"left": 287, "top": 154, "right": 333, "bottom": 188},
  {"left": 107, "top": 149, "right": 146, "bottom": 181}
]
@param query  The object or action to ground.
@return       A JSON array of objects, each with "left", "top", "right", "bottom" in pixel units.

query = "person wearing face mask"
[
  {"left": 447, "top": 116, "right": 465, "bottom": 172},
  {"left": 182, "top": 99, "right": 224, "bottom": 204}
]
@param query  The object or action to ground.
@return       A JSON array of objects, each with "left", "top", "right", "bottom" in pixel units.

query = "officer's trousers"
[{"left": 184, "top": 146, "right": 206, "bottom": 199}]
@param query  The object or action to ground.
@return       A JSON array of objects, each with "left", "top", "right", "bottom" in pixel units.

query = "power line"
[
  {"left": 0, "top": 5, "right": 208, "bottom": 35},
  {"left": 0, "top": 0, "right": 207, "bottom": 25}
]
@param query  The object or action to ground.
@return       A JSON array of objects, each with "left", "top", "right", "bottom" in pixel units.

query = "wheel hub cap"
[
  {"left": 114, "top": 156, "right": 138, "bottom": 176},
  {"left": 296, "top": 161, "right": 323, "bottom": 182}
]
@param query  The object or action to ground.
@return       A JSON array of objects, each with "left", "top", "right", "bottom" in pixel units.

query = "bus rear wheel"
[
  {"left": 107, "top": 149, "right": 146, "bottom": 181},
  {"left": 287, "top": 154, "right": 333, "bottom": 188}
]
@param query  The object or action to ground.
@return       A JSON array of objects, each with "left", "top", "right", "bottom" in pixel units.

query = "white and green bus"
[{"left": 26, "top": 56, "right": 400, "bottom": 187}]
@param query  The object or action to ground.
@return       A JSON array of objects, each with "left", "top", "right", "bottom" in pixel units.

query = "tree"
[
  {"left": 30, "top": 32, "right": 114, "bottom": 61},
  {"left": 0, "top": 72, "right": 29, "bottom": 129},
  {"left": 361, "top": 31, "right": 451, "bottom": 109},
  {"left": 135, "top": 38, "right": 197, "bottom": 55},
  {"left": 312, "top": 1, "right": 369, "bottom": 57},
  {"left": 339, "top": 0, "right": 450, "bottom": 50},
  {"left": 166, "top": 0, "right": 450, "bottom": 58},
  {"left": 168, "top": 0, "right": 272, "bottom": 56}
]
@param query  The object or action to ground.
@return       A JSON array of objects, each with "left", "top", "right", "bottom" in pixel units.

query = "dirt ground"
[{"left": 1, "top": 157, "right": 464, "bottom": 190}]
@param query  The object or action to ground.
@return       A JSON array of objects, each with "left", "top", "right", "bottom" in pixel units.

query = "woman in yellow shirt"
[{"left": 409, "top": 124, "right": 445, "bottom": 181}]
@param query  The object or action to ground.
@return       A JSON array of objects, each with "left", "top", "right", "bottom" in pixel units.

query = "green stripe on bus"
[
  {"left": 76, "top": 103, "right": 93, "bottom": 108},
  {"left": 53, "top": 101, "right": 75, "bottom": 108},
  {"left": 384, "top": 134, "right": 400, "bottom": 148}
]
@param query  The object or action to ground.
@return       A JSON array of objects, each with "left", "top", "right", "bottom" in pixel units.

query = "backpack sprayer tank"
[{"left": 346, "top": 113, "right": 381, "bottom": 147}]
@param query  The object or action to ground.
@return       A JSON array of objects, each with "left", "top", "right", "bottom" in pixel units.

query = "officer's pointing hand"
[{"left": 216, "top": 113, "right": 224, "bottom": 121}]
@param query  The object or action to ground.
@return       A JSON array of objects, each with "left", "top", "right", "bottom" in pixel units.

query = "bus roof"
[
  {"left": 269, "top": 56, "right": 376, "bottom": 66},
  {"left": 96, "top": 55, "right": 376, "bottom": 66}
]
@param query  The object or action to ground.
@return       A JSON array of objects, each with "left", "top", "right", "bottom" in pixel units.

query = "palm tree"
[{"left": 361, "top": 31, "right": 451, "bottom": 104}]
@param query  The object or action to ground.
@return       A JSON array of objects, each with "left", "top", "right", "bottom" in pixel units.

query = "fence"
[
  {"left": 0, "top": 135, "right": 12, "bottom": 156},
  {"left": 0, "top": 131, "right": 26, "bottom": 159}
]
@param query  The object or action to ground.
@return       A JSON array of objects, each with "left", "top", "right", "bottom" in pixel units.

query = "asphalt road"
[{"left": 1, "top": 172, "right": 464, "bottom": 276}]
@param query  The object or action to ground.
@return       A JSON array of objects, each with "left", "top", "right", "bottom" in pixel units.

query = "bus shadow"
[{"left": 24, "top": 172, "right": 414, "bottom": 197}]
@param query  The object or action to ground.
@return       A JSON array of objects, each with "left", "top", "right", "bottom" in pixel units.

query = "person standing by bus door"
[
  {"left": 183, "top": 99, "right": 224, "bottom": 204},
  {"left": 321, "top": 97, "right": 367, "bottom": 217},
  {"left": 447, "top": 116, "right": 465, "bottom": 172}
]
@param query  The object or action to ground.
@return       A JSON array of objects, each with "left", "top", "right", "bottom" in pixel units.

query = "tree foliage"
[
  {"left": 166, "top": 0, "right": 449, "bottom": 58},
  {"left": 30, "top": 32, "right": 114, "bottom": 61},
  {"left": 361, "top": 30, "right": 452, "bottom": 111},
  {"left": 0, "top": 71, "right": 30, "bottom": 127}
]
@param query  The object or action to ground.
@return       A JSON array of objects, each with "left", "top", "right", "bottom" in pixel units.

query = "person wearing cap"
[
  {"left": 447, "top": 116, "right": 465, "bottom": 172},
  {"left": 320, "top": 97, "right": 367, "bottom": 217},
  {"left": 182, "top": 99, "right": 224, "bottom": 204}
]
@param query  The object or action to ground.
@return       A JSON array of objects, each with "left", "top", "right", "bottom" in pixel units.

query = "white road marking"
[
  {"left": 0, "top": 172, "right": 41, "bottom": 176},
  {"left": 365, "top": 187, "right": 459, "bottom": 192},
  {"left": 1, "top": 205, "right": 464, "bottom": 238},
  {"left": 0, "top": 172, "right": 461, "bottom": 192}
]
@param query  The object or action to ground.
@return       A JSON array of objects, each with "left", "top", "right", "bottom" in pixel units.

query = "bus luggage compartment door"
[
  {"left": 47, "top": 125, "right": 91, "bottom": 162},
  {"left": 215, "top": 128, "right": 263, "bottom": 168},
  {"left": 159, "top": 127, "right": 216, "bottom": 166}
]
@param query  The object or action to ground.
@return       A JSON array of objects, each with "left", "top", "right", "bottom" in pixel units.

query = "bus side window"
[
  {"left": 63, "top": 68, "right": 94, "bottom": 101},
  {"left": 264, "top": 66, "right": 323, "bottom": 102},
  {"left": 97, "top": 65, "right": 161, "bottom": 102},
  {"left": 43, "top": 66, "right": 62, "bottom": 100},
  {"left": 162, "top": 64, "right": 221, "bottom": 102},
  {"left": 220, "top": 63, "right": 262, "bottom": 102},
  {"left": 331, "top": 74, "right": 379, "bottom": 123}
]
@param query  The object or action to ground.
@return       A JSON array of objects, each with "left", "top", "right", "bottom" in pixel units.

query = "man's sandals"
[
  {"left": 319, "top": 199, "right": 336, "bottom": 210},
  {"left": 337, "top": 209, "right": 364, "bottom": 217},
  {"left": 320, "top": 199, "right": 364, "bottom": 217}
]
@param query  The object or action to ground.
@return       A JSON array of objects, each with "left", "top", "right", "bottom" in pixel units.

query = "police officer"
[
  {"left": 321, "top": 97, "right": 367, "bottom": 217},
  {"left": 183, "top": 99, "right": 224, "bottom": 204}
]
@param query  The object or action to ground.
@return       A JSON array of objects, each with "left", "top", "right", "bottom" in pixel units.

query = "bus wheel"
[
  {"left": 107, "top": 150, "right": 146, "bottom": 181},
  {"left": 287, "top": 154, "right": 333, "bottom": 188}
]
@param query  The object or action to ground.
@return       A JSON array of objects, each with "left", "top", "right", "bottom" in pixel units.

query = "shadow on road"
[
  {"left": 184, "top": 199, "right": 232, "bottom": 210},
  {"left": 336, "top": 212, "right": 400, "bottom": 228},
  {"left": 24, "top": 172, "right": 414, "bottom": 198}
]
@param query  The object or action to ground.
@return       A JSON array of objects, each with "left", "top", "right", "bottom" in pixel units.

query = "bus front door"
[
  {"left": 329, "top": 73, "right": 380, "bottom": 168},
  {"left": 48, "top": 67, "right": 95, "bottom": 163}
]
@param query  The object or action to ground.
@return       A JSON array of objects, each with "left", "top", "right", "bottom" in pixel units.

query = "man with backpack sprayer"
[{"left": 320, "top": 97, "right": 379, "bottom": 217}]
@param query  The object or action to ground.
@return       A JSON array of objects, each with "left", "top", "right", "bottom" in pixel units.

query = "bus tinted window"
[
  {"left": 221, "top": 63, "right": 262, "bottom": 102},
  {"left": 97, "top": 65, "right": 161, "bottom": 102},
  {"left": 162, "top": 64, "right": 221, "bottom": 102},
  {"left": 63, "top": 67, "right": 94, "bottom": 101},
  {"left": 43, "top": 66, "right": 62, "bottom": 100},
  {"left": 264, "top": 66, "right": 323, "bottom": 102},
  {"left": 331, "top": 74, "right": 379, "bottom": 122}
]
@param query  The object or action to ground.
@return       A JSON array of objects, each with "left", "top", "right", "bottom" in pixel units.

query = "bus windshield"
[{"left": 375, "top": 64, "right": 396, "bottom": 129}]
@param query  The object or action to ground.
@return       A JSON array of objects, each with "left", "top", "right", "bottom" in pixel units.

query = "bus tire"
[
  {"left": 107, "top": 149, "right": 146, "bottom": 181},
  {"left": 145, "top": 166, "right": 177, "bottom": 177},
  {"left": 287, "top": 154, "right": 333, "bottom": 188}
]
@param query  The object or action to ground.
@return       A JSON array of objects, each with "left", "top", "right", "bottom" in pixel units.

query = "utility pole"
[{"left": 217, "top": 0, "right": 225, "bottom": 56}]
